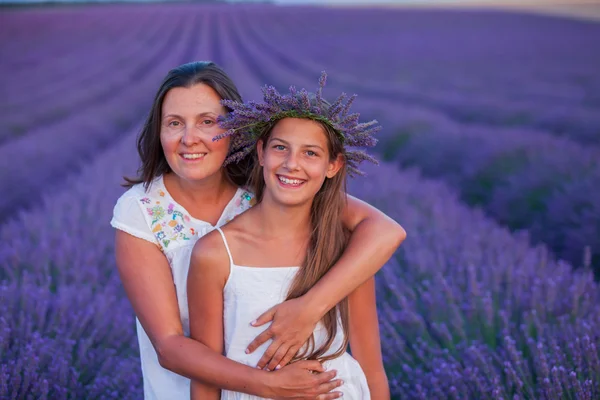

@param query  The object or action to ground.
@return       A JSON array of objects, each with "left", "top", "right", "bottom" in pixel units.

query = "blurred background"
[{"left": 2, "top": 0, "right": 600, "bottom": 398}]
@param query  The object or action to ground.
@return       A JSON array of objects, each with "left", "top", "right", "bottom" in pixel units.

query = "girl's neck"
[
  {"left": 252, "top": 195, "right": 312, "bottom": 240},
  {"left": 163, "top": 169, "right": 237, "bottom": 207}
]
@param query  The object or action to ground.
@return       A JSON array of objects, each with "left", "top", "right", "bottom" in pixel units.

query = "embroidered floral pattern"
[
  {"left": 224, "top": 190, "right": 256, "bottom": 224},
  {"left": 138, "top": 182, "right": 256, "bottom": 251},
  {"left": 141, "top": 198, "right": 192, "bottom": 250}
]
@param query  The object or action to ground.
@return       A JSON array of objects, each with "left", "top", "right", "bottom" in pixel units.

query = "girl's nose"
[{"left": 284, "top": 151, "right": 300, "bottom": 170}]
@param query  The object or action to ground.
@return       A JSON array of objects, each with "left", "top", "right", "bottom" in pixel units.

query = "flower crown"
[{"left": 214, "top": 72, "right": 380, "bottom": 176}]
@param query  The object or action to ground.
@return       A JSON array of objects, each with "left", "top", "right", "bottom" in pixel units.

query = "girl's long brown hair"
[{"left": 250, "top": 113, "right": 350, "bottom": 363}]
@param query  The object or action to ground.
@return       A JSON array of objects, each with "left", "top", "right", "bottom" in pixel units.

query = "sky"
[{"left": 226, "top": 0, "right": 590, "bottom": 5}]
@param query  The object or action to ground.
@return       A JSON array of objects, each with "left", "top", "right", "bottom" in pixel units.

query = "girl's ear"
[
  {"left": 326, "top": 153, "right": 345, "bottom": 178},
  {"left": 257, "top": 139, "right": 265, "bottom": 166}
]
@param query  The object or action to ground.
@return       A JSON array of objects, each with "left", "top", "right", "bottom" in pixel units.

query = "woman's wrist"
[{"left": 256, "top": 370, "right": 279, "bottom": 398}]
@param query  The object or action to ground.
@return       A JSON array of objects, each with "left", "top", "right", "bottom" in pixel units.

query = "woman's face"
[
  {"left": 257, "top": 118, "right": 343, "bottom": 208},
  {"left": 160, "top": 83, "right": 230, "bottom": 183}
]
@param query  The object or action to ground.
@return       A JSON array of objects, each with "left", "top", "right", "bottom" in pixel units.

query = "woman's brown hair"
[
  {"left": 124, "top": 61, "right": 252, "bottom": 189},
  {"left": 249, "top": 101, "right": 350, "bottom": 363}
]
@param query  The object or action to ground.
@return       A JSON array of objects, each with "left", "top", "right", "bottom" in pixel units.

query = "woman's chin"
[{"left": 170, "top": 164, "right": 224, "bottom": 183}]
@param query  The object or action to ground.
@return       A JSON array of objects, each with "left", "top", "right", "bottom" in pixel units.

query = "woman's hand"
[
  {"left": 265, "top": 360, "right": 343, "bottom": 400},
  {"left": 247, "top": 297, "right": 322, "bottom": 371}
]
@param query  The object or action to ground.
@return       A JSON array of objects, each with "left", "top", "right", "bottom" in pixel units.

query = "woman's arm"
[
  {"left": 348, "top": 277, "right": 390, "bottom": 399},
  {"left": 115, "top": 230, "right": 342, "bottom": 399},
  {"left": 248, "top": 194, "right": 405, "bottom": 370},
  {"left": 188, "top": 232, "right": 228, "bottom": 400}
]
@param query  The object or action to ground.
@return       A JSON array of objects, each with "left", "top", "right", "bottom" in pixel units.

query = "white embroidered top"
[{"left": 110, "top": 175, "right": 255, "bottom": 400}]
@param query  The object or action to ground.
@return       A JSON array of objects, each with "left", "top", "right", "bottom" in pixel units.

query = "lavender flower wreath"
[{"left": 214, "top": 72, "right": 380, "bottom": 177}]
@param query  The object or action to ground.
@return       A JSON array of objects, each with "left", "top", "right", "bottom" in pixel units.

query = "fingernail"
[
  {"left": 275, "top": 364, "right": 281, "bottom": 370},
  {"left": 245, "top": 349, "right": 250, "bottom": 354},
  {"left": 250, "top": 319, "right": 256, "bottom": 326}
]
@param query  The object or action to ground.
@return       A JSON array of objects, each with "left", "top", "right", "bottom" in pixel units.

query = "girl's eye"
[
  {"left": 274, "top": 145, "right": 286, "bottom": 151},
  {"left": 306, "top": 150, "right": 317, "bottom": 157}
]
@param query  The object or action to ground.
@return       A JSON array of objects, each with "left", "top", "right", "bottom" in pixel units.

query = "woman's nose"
[{"left": 181, "top": 126, "right": 201, "bottom": 146}]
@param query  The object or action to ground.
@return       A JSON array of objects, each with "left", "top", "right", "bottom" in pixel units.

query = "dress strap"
[{"left": 214, "top": 227, "right": 234, "bottom": 266}]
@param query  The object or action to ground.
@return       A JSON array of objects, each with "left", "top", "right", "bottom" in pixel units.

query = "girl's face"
[
  {"left": 160, "top": 83, "right": 230, "bottom": 183},
  {"left": 257, "top": 118, "right": 343, "bottom": 208}
]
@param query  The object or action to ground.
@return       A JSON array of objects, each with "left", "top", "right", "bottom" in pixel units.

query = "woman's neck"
[
  {"left": 252, "top": 195, "right": 312, "bottom": 241},
  {"left": 164, "top": 170, "right": 236, "bottom": 207}
]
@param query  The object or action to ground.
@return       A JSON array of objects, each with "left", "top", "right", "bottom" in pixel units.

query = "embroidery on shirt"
[
  {"left": 224, "top": 190, "right": 256, "bottom": 224},
  {"left": 141, "top": 197, "right": 192, "bottom": 250}
]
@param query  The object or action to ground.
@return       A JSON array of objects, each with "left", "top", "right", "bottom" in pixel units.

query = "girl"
[
  {"left": 188, "top": 77, "right": 391, "bottom": 399},
  {"left": 111, "top": 62, "right": 404, "bottom": 399}
]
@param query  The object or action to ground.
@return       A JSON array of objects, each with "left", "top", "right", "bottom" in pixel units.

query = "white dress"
[
  {"left": 110, "top": 175, "right": 255, "bottom": 400},
  {"left": 214, "top": 227, "right": 371, "bottom": 400}
]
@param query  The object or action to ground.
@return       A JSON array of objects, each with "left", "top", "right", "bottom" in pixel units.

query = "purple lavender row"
[
  {"left": 359, "top": 98, "right": 600, "bottom": 273},
  {"left": 2, "top": 131, "right": 599, "bottom": 397},
  {"left": 248, "top": 6, "right": 600, "bottom": 106},
  {"left": 2, "top": 13, "right": 158, "bottom": 108},
  {"left": 0, "top": 10, "right": 202, "bottom": 223},
  {"left": 228, "top": 9, "right": 600, "bottom": 273},
  {"left": 0, "top": 11, "right": 172, "bottom": 144},
  {"left": 0, "top": 130, "right": 143, "bottom": 399},
  {"left": 0, "top": 9, "right": 141, "bottom": 102},
  {"left": 0, "top": 9, "right": 107, "bottom": 70},
  {"left": 240, "top": 7, "right": 600, "bottom": 145},
  {"left": 348, "top": 162, "right": 600, "bottom": 399},
  {"left": 3, "top": 7, "right": 599, "bottom": 397},
  {"left": 0, "top": 12, "right": 255, "bottom": 396}
]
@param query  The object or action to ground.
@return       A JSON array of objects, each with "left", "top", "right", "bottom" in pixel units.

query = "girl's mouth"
[{"left": 277, "top": 174, "right": 306, "bottom": 188}]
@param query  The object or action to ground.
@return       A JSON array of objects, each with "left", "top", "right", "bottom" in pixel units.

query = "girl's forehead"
[{"left": 271, "top": 118, "right": 329, "bottom": 145}]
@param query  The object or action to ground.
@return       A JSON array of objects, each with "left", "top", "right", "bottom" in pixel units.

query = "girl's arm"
[
  {"left": 115, "top": 230, "right": 342, "bottom": 399},
  {"left": 188, "top": 231, "right": 228, "bottom": 400},
  {"left": 248, "top": 195, "right": 405, "bottom": 370},
  {"left": 348, "top": 277, "right": 390, "bottom": 399}
]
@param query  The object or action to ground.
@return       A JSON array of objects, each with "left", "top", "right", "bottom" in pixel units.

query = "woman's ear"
[
  {"left": 256, "top": 139, "right": 265, "bottom": 166},
  {"left": 326, "top": 153, "right": 345, "bottom": 178}
]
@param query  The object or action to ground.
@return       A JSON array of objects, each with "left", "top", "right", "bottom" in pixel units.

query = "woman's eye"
[
  {"left": 306, "top": 150, "right": 317, "bottom": 157},
  {"left": 202, "top": 120, "right": 214, "bottom": 125},
  {"left": 274, "top": 145, "right": 286, "bottom": 151},
  {"left": 168, "top": 121, "right": 181, "bottom": 127}
]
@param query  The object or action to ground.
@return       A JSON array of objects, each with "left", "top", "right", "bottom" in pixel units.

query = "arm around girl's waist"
[{"left": 115, "top": 230, "right": 339, "bottom": 398}]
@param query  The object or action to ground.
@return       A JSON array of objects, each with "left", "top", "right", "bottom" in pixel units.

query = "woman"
[
  {"left": 188, "top": 78, "right": 391, "bottom": 399},
  {"left": 111, "top": 61, "right": 405, "bottom": 399}
]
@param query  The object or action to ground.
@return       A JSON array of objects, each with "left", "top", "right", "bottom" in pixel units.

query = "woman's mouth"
[{"left": 180, "top": 153, "right": 207, "bottom": 161}]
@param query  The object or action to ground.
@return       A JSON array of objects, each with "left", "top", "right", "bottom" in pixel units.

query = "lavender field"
[{"left": 2, "top": 3, "right": 600, "bottom": 399}]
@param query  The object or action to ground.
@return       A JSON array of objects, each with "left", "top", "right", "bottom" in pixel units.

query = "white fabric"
[
  {"left": 215, "top": 228, "right": 371, "bottom": 400},
  {"left": 110, "top": 176, "right": 254, "bottom": 400}
]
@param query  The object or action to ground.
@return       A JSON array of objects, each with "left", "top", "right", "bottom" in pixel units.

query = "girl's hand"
[
  {"left": 266, "top": 360, "right": 343, "bottom": 400},
  {"left": 247, "top": 297, "right": 321, "bottom": 371}
]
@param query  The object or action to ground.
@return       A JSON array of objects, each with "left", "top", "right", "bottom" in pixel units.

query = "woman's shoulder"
[
  {"left": 234, "top": 187, "right": 256, "bottom": 209},
  {"left": 222, "top": 187, "right": 256, "bottom": 225},
  {"left": 115, "top": 177, "right": 164, "bottom": 204},
  {"left": 114, "top": 176, "right": 198, "bottom": 251}
]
